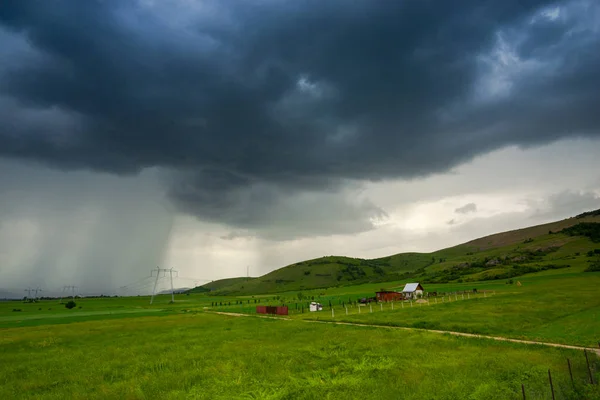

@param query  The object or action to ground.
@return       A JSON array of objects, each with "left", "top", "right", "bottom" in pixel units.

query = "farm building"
[
  {"left": 256, "top": 306, "right": 288, "bottom": 315},
  {"left": 375, "top": 290, "right": 403, "bottom": 302},
  {"left": 402, "top": 283, "right": 424, "bottom": 299}
]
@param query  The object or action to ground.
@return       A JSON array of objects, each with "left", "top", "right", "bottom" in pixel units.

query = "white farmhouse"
[{"left": 402, "top": 282, "right": 424, "bottom": 299}]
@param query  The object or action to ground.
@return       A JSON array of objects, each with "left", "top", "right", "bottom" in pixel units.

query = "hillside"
[
  {"left": 192, "top": 211, "right": 600, "bottom": 295},
  {"left": 186, "top": 277, "right": 253, "bottom": 293}
]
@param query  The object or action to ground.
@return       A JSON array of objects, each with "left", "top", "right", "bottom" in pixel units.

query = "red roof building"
[{"left": 375, "top": 290, "right": 404, "bottom": 302}]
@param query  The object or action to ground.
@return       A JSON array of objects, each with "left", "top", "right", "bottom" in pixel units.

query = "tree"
[
  {"left": 65, "top": 300, "right": 76, "bottom": 309},
  {"left": 297, "top": 292, "right": 304, "bottom": 301}
]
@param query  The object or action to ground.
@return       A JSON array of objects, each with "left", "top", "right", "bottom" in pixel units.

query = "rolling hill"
[
  {"left": 186, "top": 277, "right": 254, "bottom": 293},
  {"left": 188, "top": 210, "right": 600, "bottom": 295}
]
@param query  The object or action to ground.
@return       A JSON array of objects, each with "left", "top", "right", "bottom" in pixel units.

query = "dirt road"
[{"left": 208, "top": 311, "right": 600, "bottom": 356}]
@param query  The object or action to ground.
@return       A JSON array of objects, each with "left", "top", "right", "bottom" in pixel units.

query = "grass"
[
  {"left": 215, "top": 271, "right": 600, "bottom": 347},
  {"left": 5, "top": 269, "right": 599, "bottom": 346},
  {"left": 1, "top": 269, "right": 600, "bottom": 398},
  {"left": 1, "top": 312, "right": 599, "bottom": 400}
]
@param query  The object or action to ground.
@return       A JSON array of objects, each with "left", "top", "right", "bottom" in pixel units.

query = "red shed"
[
  {"left": 376, "top": 290, "right": 404, "bottom": 302},
  {"left": 256, "top": 305, "right": 288, "bottom": 315}
]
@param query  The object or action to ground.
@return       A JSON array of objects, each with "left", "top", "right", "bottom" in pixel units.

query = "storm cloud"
[{"left": 1, "top": 0, "right": 600, "bottom": 238}]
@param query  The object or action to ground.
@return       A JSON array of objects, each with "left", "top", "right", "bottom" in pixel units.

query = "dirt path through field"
[{"left": 208, "top": 311, "right": 600, "bottom": 356}]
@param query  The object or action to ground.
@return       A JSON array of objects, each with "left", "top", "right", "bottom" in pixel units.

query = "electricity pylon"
[
  {"left": 59, "top": 286, "right": 78, "bottom": 303},
  {"left": 34, "top": 287, "right": 42, "bottom": 301},
  {"left": 24, "top": 287, "right": 33, "bottom": 300},
  {"left": 150, "top": 267, "right": 178, "bottom": 304}
]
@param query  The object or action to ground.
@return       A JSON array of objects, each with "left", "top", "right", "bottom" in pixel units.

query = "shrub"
[
  {"left": 560, "top": 223, "right": 600, "bottom": 242},
  {"left": 65, "top": 300, "right": 77, "bottom": 309},
  {"left": 584, "top": 257, "right": 600, "bottom": 272}
]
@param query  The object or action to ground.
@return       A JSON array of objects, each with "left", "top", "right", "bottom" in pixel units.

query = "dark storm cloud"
[
  {"left": 455, "top": 203, "right": 478, "bottom": 214},
  {"left": 1, "top": 0, "right": 599, "bottom": 237}
]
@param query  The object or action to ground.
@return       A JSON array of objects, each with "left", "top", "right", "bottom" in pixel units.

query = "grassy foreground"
[{"left": 1, "top": 312, "right": 599, "bottom": 400}]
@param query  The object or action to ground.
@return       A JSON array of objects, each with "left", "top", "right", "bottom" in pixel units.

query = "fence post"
[
  {"left": 567, "top": 358, "right": 574, "bottom": 389},
  {"left": 401, "top": 301, "right": 404, "bottom": 309},
  {"left": 585, "top": 350, "right": 594, "bottom": 384},
  {"left": 380, "top": 303, "right": 383, "bottom": 311},
  {"left": 358, "top": 305, "right": 361, "bottom": 313},
  {"left": 548, "top": 369, "right": 555, "bottom": 400},
  {"left": 370, "top": 303, "right": 372, "bottom": 313},
  {"left": 332, "top": 308, "right": 334, "bottom": 318},
  {"left": 392, "top": 302, "right": 394, "bottom": 310},
  {"left": 345, "top": 306, "right": 348, "bottom": 315},
  {"left": 521, "top": 384, "right": 526, "bottom": 400}
]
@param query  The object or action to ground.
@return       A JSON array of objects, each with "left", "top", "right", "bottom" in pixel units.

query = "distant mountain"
[{"left": 188, "top": 209, "right": 600, "bottom": 296}]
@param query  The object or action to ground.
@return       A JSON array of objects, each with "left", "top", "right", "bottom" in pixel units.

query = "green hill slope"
[
  {"left": 195, "top": 211, "right": 600, "bottom": 295},
  {"left": 186, "top": 277, "right": 253, "bottom": 293}
]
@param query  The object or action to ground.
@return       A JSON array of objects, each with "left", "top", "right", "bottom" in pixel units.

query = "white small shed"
[
  {"left": 402, "top": 283, "right": 424, "bottom": 299},
  {"left": 309, "top": 302, "right": 323, "bottom": 312}
]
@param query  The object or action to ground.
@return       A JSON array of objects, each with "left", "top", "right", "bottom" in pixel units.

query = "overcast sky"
[{"left": 1, "top": 0, "right": 599, "bottom": 295}]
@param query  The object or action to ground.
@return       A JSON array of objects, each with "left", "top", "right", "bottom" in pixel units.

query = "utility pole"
[
  {"left": 247, "top": 265, "right": 249, "bottom": 278},
  {"left": 150, "top": 267, "right": 178, "bottom": 304},
  {"left": 169, "top": 268, "right": 174, "bottom": 303}
]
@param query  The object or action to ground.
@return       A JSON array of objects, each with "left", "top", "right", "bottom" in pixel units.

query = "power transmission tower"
[
  {"left": 59, "top": 286, "right": 78, "bottom": 303},
  {"left": 150, "top": 267, "right": 178, "bottom": 304},
  {"left": 24, "top": 287, "right": 33, "bottom": 300},
  {"left": 34, "top": 287, "right": 42, "bottom": 301}
]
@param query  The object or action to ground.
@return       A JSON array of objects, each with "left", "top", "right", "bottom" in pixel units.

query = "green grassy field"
[
  {"left": 287, "top": 272, "right": 600, "bottom": 347},
  {"left": 2, "top": 265, "right": 600, "bottom": 399},
  {"left": 1, "top": 312, "right": 599, "bottom": 400}
]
